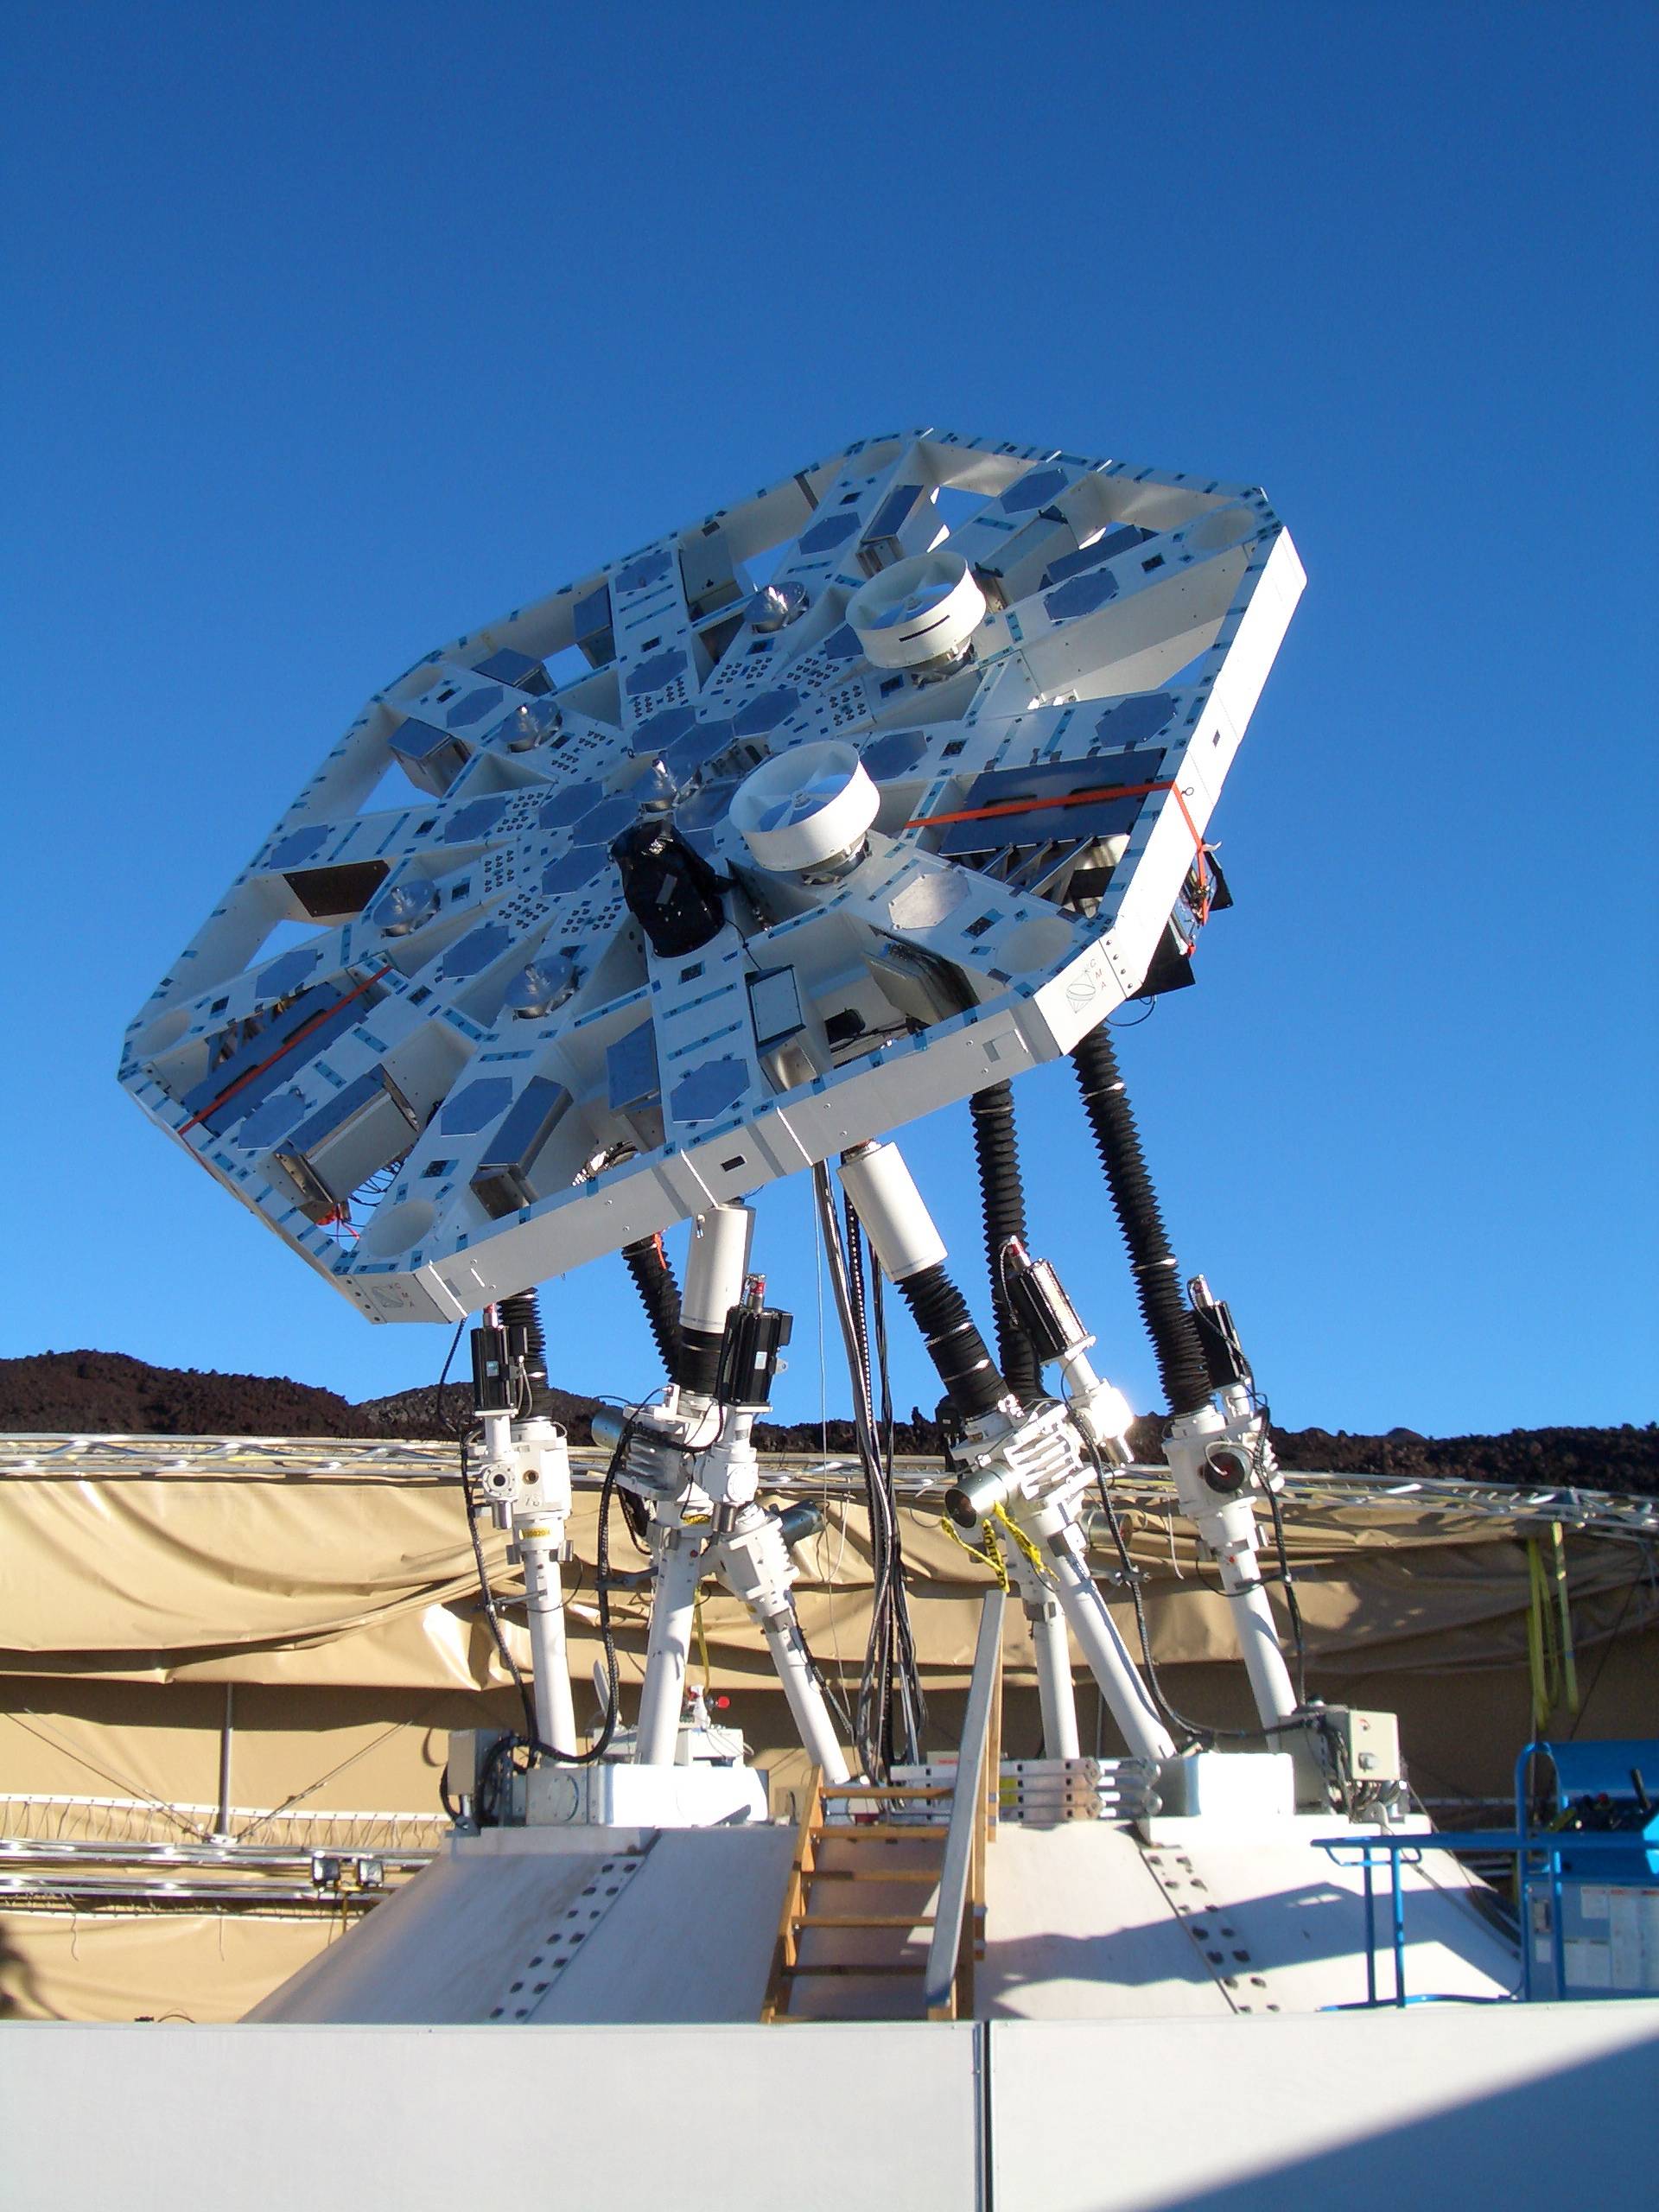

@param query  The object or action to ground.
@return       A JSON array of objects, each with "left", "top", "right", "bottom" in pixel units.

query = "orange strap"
[{"left": 906, "top": 778, "right": 1210, "bottom": 895}]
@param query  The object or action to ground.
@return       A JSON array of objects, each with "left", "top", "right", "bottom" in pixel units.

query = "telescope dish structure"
[{"left": 120, "top": 431, "right": 1304, "bottom": 1325}]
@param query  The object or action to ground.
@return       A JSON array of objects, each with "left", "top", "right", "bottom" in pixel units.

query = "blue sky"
[{"left": 4, "top": 3, "right": 1655, "bottom": 1435}]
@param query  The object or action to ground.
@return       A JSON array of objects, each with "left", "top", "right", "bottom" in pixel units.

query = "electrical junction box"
[
  {"left": 1286, "top": 1707, "right": 1402, "bottom": 1808},
  {"left": 445, "top": 1727, "right": 514, "bottom": 1803},
  {"left": 1339, "top": 1707, "right": 1402, "bottom": 1781}
]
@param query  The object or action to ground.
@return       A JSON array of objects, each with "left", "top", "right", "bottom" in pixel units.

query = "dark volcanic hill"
[{"left": 0, "top": 1349, "right": 1653, "bottom": 1494}]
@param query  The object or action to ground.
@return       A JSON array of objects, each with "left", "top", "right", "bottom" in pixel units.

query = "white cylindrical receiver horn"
[
  {"left": 730, "top": 741, "right": 879, "bottom": 875},
  {"left": 847, "top": 550, "right": 986, "bottom": 671}
]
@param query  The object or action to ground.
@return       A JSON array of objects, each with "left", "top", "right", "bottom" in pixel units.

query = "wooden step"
[
  {"left": 798, "top": 1912, "right": 937, "bottom": 1929},
  {"left": 819, "top": 1822, "right": 948, "bottom": 1841},
  {"left": 781, "top": 1961, "right": 928, "bottom": 1978},
  {"left": 804, "top": 1866, "right": 940, "bottom": 1885}
]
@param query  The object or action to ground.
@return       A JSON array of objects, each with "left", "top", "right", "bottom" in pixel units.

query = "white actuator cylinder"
[
  {"left": 635, "top": 1535, "right": 704, "bottom": 1768},
  {"left": 839, "top": 1143, "right": 947, "bottom": 1281},
  {"left": 681, "top": 1205, "right": 754, "bottom": 1336}
]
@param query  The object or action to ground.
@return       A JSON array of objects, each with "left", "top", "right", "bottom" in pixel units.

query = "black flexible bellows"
[
  {"left": 897, "top": 1262, "right": 1007, "bottom": 1421},
  {"left": 969, "top": 1082, "right": 1044, "bottom": 1408},
  {"left": 622, "top": 1234, "right": 683, "bottom": 1377},
  {"left": 498, "top": 1288, "right": 551, "bottom": 1414},
  {"left": 1071, "top": 1025, "right": 1212, "bottom": 1420}
]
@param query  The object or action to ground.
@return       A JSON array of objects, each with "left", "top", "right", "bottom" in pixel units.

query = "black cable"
[
  {"left": 1241, "top": 1391, "right": 1307, "bottom": 1708},
  {"left": 457, "top": 1402, "right": 633, "bottom": 1827},
  {"left": 846, "top": 1205, "right": 892, "bottom": 1771},
  {"left": 1084, "top": 1440, "right": 1205, "bottom": 1750},
  {"left": 431, "top": 1319, "right": 467, "bottom": 1440},
  {"left": 844, "top": 1202, "right": 875, "bottom": 1433},
  {"left": 461, "top": 1435, "right": 540, "bottom": 1749},
  {"left": 839, "top": 1190, "right": 919, "bottom": 1777},
  {"left": 871, "top": 1265, "right": 925, "bottom": 1763},
  {"left": 1564, "top": 1569, "right": 1643, "bottom": 1740}
]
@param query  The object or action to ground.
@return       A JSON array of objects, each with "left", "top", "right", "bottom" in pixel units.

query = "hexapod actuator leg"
[
  {"left": 838, "top": 1140, "right": 1173, "bottom": 1765},
  {"left": 613, "top": 1202, "right": 851, "bottom": 1783},
  {"left": 1163, "top": 1389, "right": 1299, "bottom": 1731},
  {"left": 1071, "top": 1027, "right": 1299, "bottom": 1733},
  {"left": 634, "top": 1525, "right": 705, "bottom": 1769},
  {"left": 471, "top": 1313, "right": 580, "bottom": 1759}
]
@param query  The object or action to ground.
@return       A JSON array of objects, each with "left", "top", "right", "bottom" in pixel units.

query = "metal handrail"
[
  {"left": 924, "top": 1589, "right": 1003, "bottom": 2020},
  {"left": 1317, "top": 1826, "right": 1655, "bottom": 2006}
]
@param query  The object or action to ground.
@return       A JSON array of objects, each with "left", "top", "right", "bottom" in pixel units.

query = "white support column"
[
  {"left": 714, "top": 1505, "right": 852, "bottom": 1783},
  {"left": 635, "top": 1530, "right": 706, "bottom": 1767},
  {"left": 757, "top": 1613, "right": 852, "bottom": 1785},
  {"left": 1021, "top": 1500, "right": 1174, "bottom": 1764},
  {"left": 515, "top": 1517, "right": 577, "bottom": 1755},
  {"left": 1007, "top": 1550, "right": 1080, "bottom": 1762}
]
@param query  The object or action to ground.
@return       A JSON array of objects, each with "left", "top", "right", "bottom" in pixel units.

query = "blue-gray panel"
[
  {"left": 734, "top": 687, "right": 800, "bottom": 739},
  {"left": 670, "top": 1057, "right": 750, "bottom": 1125},
  {"left": 441, "top": 1077, "right": 515, "bottom": 1136},
  {"left": 1043, "top": 569, "right": 1120, "bottom": 623},
  {"left": 797, "top": 510, "right": 860, "bottom": 555},
  {"left": 258, "top": 947, "right": 323, "bottom": 1001},
  {"left": 937, "top": 748, "right": 1168, "bottom": 857},
  {"left": 445, "top": 685, "right": 505, "bottom": 729},
  {"left": 269, "top": 825, "right": 330, "bottom": 869},
  {"left": 440, "top": 923, "right": 512, "bottom": 979},
  {"left": 625, "top": 648, "right": 688, "bottom": 697},
  {"left": 999, "top": 465, "right": 1068, "bottom": 513}
]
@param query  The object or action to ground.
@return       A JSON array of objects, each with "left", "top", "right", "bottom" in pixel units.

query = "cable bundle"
[{"left": 812, "top": 1163, "right": 925, "bottom": 1777}]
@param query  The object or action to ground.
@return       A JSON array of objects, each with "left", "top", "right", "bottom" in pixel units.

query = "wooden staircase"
[
  {"left": 762, "top": 1594, "right": 1004, "bottom": 2024},
  {"left": 761, "top": 1776, "right": 955, "bottom": 2021}
]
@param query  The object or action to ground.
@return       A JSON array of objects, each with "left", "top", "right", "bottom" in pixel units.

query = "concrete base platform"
[
  {"left": 982, "top": 1816, "right": 1516, "bottom": 2018},
  {"left": 250, "top": 1822, "right": 795, "bottom": 2025}
]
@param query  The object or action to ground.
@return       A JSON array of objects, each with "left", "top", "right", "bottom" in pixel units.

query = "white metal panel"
[
  {"left": 249, "top": 1823, "right": 796, "bottom": 2027},
  {"left": 989, "top": 2007, "right": 1659, "bottom": 2212},
  {"left": 982, "top": 1821, "right": 1235, "bottom": 2020},
  {"left": 0, "top": 2022, "right": 984, "bottom": 2212},
  {"left": 246, "top": 1829, "right": 652, "bottom": 2024}
]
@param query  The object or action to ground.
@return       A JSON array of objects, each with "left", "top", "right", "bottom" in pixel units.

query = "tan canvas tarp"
[{"left": 5, "top": 1467, "right": 1651, "bottom": 1689}]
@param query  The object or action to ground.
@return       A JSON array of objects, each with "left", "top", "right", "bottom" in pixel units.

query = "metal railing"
[
  {"left": 1317, "top": 1824, "right": 1656, "bottom": 2008},
  {"left": 924, "top": 1589, "right": 1003, "bottom": 2021}
]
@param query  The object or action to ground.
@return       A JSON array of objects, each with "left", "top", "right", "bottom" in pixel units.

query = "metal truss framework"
[
  {"left": 120, "top": 430, "right": 1303, "bottom": 1324},
  {"left": 3, "top": 1437, "right": 1653, "bottom": 1542}
]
